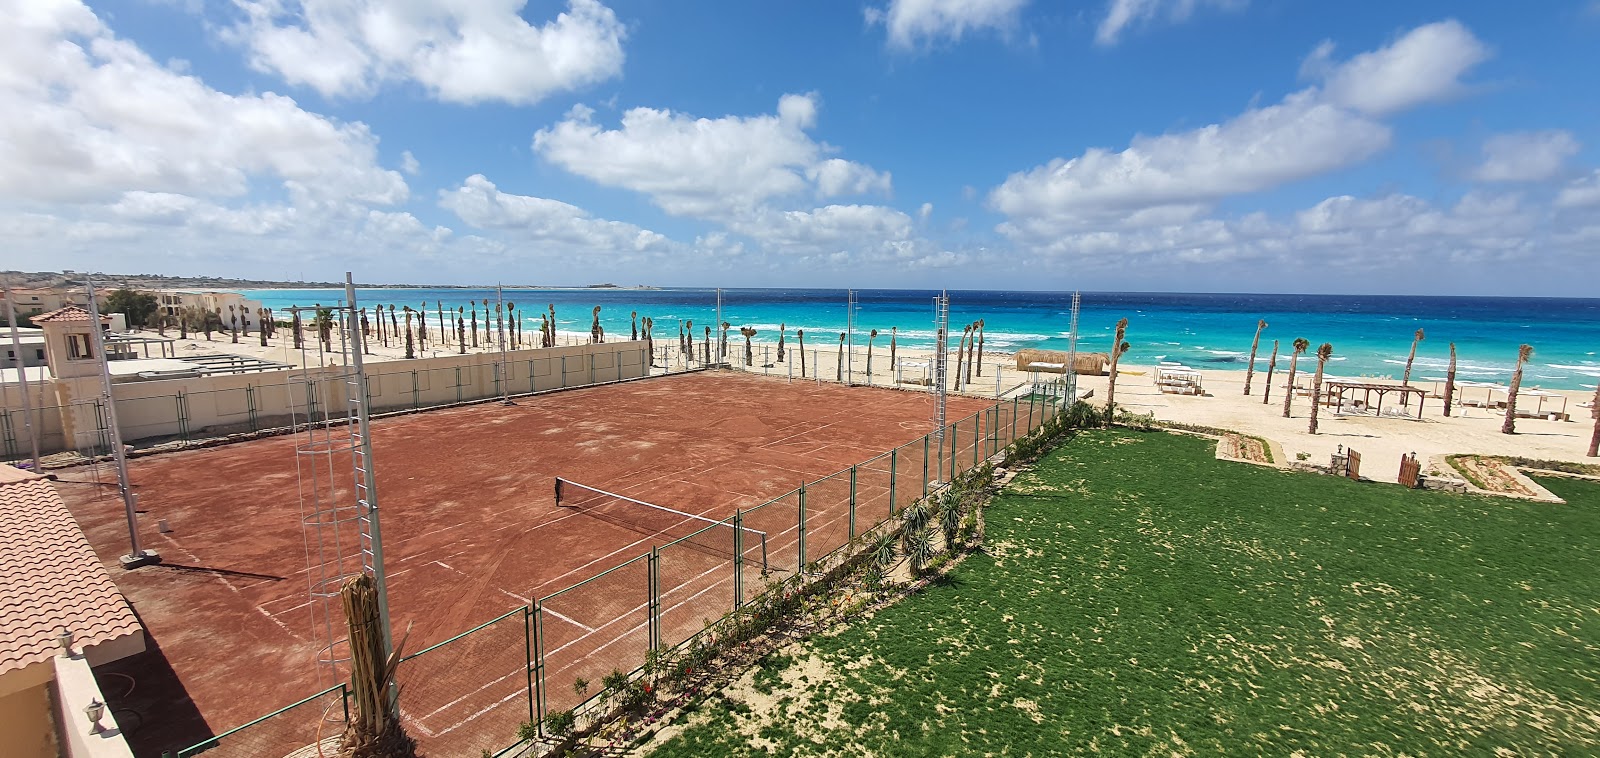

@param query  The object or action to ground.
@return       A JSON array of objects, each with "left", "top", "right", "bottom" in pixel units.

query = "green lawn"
[{"left": 646, "top": 430, "right": 1600, "bottom": 756}]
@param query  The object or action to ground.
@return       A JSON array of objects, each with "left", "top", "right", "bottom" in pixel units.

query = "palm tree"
[
  {"left": 836, "top": 332, "right": 845, "bottom": 382},
  {"left": 1308, "top": 343, "right": 1333, "bottom": 434},
  {"left": 798, "top": 329, "right": 807, "bottom": 377},
  {"left": 457, "top": 308, "right": 466, "bottom": 354},
  {"left": 1104, "top": 318, "right": 1129, "bottom": 426},
  {"left": 547, "top": 304, "right": 556, "bottom": 346},
  {"left": 866, "top": 329, "right": 878, "bottom": 376},
  {"left": 590, "top": 305, "right": 603, "bottom": 344},
  {"left": 890, "top": 326, "right": 898, "bottom": 371},
  {"left": 416, "top": 302, "right": 428, "bottom": 349},
  {"left": 229, "top": 305, "right": 239, "bottom": 343},
  {"left": 469, "top": 303, "right": 478, "bottom": 347},
  {"left": 1443, "top": 343, "right": 1458, "bottom": 417},
  {"left": 1501, "top": 344, "right": 1534, "bottom": 435},
  {"left": 402, "top": 308, "right": 415, "bottom": 359},
  {"left": 953, "top": 323, "right": 969, "bottom": 391},
  {"left": 720, "top": 322, "right": 731, "bottom": 363},
  {"left": 494, "top": 301, "right": 504, "bottom": 350},
  {"left": 507, "top": 302, "right": 518, "bottom": 348},
  {"left": 1401, "top": 328, "right": 1425, "bottom": 405},
  {"left": 1282, "top": 338, "right": 1309, "bottom": 417},
  {"left": 703, "top": 326, "right": 711, "bottom": 363},
  {"left": 974, "top": 320, "right": 986, "bottom": 377},
  {"left": 683, "top": 320, "right": 692, "bottom": 359},
  {"left": 1243, "top": 319, "right": 1267, "bottom": 395},
  {"left": 389, "top": 305, "right": 398, "bottom": 345},
  {"left": 261, "top": 309, "right": 271, "bottom": 347},
  {"left": 631, "top": 311, "right": 638, "bottom": 341},
  {"left": 289, "top": 309, "right": 301, "bottom": 348},
  {"left": 741, "top": 326, "right": 757, "bottom": 365},
  {"left": 966, "top": 321, "right": 978, "bottom": 385},
  {"left": 641, "top": 316, "right": 654, "bottom": 363},
  {"left": 777, "top": 323, "right": 787, "bottom": 363},
  {"left": 437, "top": 301, "right": 448, "bottom": 350},
  {"left": 1262, "top": 340, "right": 1280, "bottom": 404}
]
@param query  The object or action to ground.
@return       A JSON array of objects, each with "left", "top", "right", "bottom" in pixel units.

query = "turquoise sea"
[{"left": 241, "top": 289, "right": 1600, "bottom": 392}]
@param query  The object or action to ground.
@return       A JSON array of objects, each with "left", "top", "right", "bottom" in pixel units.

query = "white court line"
[
  {"left": 158, "top": 534, "right": 304, "bottom": 642},
  {"left": 541, "top": 606, "right": 596, "bottom": 634}
]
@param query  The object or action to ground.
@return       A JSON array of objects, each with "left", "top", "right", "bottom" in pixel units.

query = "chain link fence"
[{"left": 176, "top": 684, "right": 347, "bottom": 757}]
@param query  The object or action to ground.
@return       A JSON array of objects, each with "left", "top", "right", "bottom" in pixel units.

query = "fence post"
[
  {"left": 732, "top": 508, "right": 745, "bottom": 607},
  {"left": 797, "top": 482, "right": 807, "bottom": 571},
  {"left": 888, "top": 448, "right": 898, "bottom": 516},
  {"left": 176, "top": 391, "right": 190, "bottom": 444},
  {"left": 531, "top": 601, "right": 545, "bottom": 732},
  {"left": 848, "top": 465, "right": 857, "bottom": 541},
  {"left": 411, "top": 370, "right": 420, "bottom": 409},
  {"left": 995, "top": 367, "right": 1003, "bottom": 397},
  {"left": 1011, "top": 396, "right": 1018, "bottom": 442},
  {"left": 648, "top": 547, "right": 661, "bottom": 653},
  {"left": 1029, "top": 391, "right": 1036, "bottom": 431},
  {"left": 950, "top": 422, "right": 959, "bottom": 478},
  {"left": 923, "top": 434, "right": 930, "bottom": 494},
  {"left": 245, "top": 384, "right": 258, "bottom": 432},
  {"left": 523, "top": 605, "right": 535, "bottom": 726},
  {"left": 560, "top": 356, "right": 567, "bottom": 388}
]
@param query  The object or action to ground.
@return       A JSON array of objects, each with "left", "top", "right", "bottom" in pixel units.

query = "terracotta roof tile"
[
  {"left": 0, "top": 470, "right": 142, "bottom": 676},
  {"left": 30, "top": 305, "right": 111, "bottom": 324}
]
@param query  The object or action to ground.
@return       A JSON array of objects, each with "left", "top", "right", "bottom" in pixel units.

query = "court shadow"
[
  {"left": 158, "top": 562, "right": 286, "bottom": 582},
  {"left": 97, "top": 632, "right": 213, "bottom": 758}
]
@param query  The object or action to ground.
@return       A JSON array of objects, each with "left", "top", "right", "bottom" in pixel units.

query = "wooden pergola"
[{"left": 1324, "top": 381, "right": 1428, "bottom": 420}]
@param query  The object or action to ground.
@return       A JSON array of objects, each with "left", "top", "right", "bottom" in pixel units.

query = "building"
[
  {"left": 2, "top": 328, "right": 48, "bottom": 370},
  {"left": 1, "top": 289, "right": 110, "bottom": 328},
  {"left": 0, "top": 464, "right": 144, "bottom": 757},
  {"left": 154, "top": 291, "right": 266, "bottom": 332}
]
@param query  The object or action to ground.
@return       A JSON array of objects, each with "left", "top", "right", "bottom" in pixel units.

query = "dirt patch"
[
  {"left": 1217, "top": 433, "right": 1270, "bottom": 464},
  {"left": 1449, "top": 455, "right": 1536, "bottom": 497}
]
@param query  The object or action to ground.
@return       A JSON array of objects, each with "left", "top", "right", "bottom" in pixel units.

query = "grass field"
[{"left": 646, "top": 429, "right": 1600, "bottom": 755}]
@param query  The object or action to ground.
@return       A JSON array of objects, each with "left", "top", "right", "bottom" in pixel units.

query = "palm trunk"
[
  {"left": 777, "top": 324, "right": 786, "bottom": 363},
  {"left": 866, "top": 335, "right": 875, "bottom": 376},
  {"left": 1401, "top": 329, "right": 1424, "bottom": 405},
  {"left": 1262, "top": 340, "right": 1279, "bottom": 404},
  {"left": 966, "top": 324, "right": 977, "bottom": 385},
  {"left": 1443, "top": 343, "right": 1458, "bottom": 417},
  {"left": 798, "top": 332, "right": 807, "bottom": 377},
  {"left": 953, "top": 326, "right": 968, "bottom": 391},
  {"left": 975, "top": 320, "right": 985, "bottom": 377},
  {"left": 1501, "top": 345, "right": 1533, "bottom": 434},
  {"left": 836, "top": 334, "right": 844, "bottom": 382},
  {"left": 1104, "top": 319, "right": 1128, "bottom": 426},
  {"left": 1282, "top": 353, "right": 1300, "bottom": 417},
  {"left": 1244, "top": 320, "right": 1267, "bottom": 395},
  {"left": 1308, "top": 344, "right": 1332, "bottom": 434},
  {"left": 403, "top": 311, "right": 414, "bottom": 359},
  {"left": 1588, "top": 379, "right": 1600, "bottom": 457},
  {"left": 890, "top": 327, "right": 897, "bottom": 371},
  {"left": 340, "top": 574, "right": 418, "bottom": 758}
]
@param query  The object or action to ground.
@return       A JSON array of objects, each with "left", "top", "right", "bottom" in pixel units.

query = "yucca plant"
[
  {"left": 905, "top": 526, "right": 936, "bottom": 578},
  {"left": 939, "top": 492, "right": 964, "bottom": 549}
]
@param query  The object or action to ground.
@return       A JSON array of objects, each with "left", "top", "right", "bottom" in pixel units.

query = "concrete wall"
[
  {"left": 0, "top": 669, "right": 57, "bottom": 758},
  {"left": 1, "top": 341, "right": 649, "bottom": 459},
  {"left": 52, "top": 654, "right": 135, "bottom": 758}
]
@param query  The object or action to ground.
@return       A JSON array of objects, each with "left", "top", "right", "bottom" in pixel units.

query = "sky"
[{"left": 2, "top": 0, "right": 1598, "bottom": 295}]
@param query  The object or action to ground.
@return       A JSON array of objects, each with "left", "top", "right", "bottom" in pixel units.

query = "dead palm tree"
[
  {"left": 546, "top": 304, "right": 556, "bottom": 346},
  {"left": 798, "top": 329, "right": 807, "bottom": 377},
  {"left": 402, "top": 308, "right": 415, "bottom": 359},
  {"left": 468, "top": 303, "right": 478, "bottom": 347},
  {"left": 741, "top": 326, "right": 757, "bottom": 365},
  {"left": 720, "top": 322, "right": 731, "bottom": 363},
  {"left": 1401, "top": 328, "right": 1425, "bottom": 404},
  {"left": 966, "top": 321, "right": 978, "bottom": 385},
  {"left": 641, "top": 316, "right": 653, "bottom": 363},
  {"left": 1308, "top": 343, "right": 1333, "bottom": 434},
  {"left": 867, "top": 329, "right": 878, "bottom": 376},
  {"left": 1283, "top": 338, "right": 1309, "bottom": 417},
  {"left": 1244, "top": 319, "right": 1267, "bottom": 395},
  {"left": 388, "top": 305, "right": 398, "bottom": 345},
  {"left": 683, "top": 320, "right": 692, "bottom": 359},
  {"left": 338, "top": 574, "right": 418, "bottom": 758},
  {"left": 1443, "top": 343, "right": 1458, "bottom": 417},
  {"left": 953, "top": 323, "right": 969, "bottom": 391},
  {"left": 1104, "top": 318, "right": 1130, "bottom": 426},
  {"left": 1588, "top": 379, "right": 1599, "bottom": 457},
  {"left": 966, "top": 321, "right": 979, "bottom": 377},
  {"left": 777, "top": 323, "right": 787, "bottom": 363},
  {"left": 456, "top": 309, "right": 466, "bottom": 354},
  {"left": 375, "top": 304, "right": 385, "bottom": 346},
  {"left": 703, "top": 326, "right": 711, "bottom": 364},
  {"left": 229, "top": 305, "right": 239, "bottom": 343},
  {"left": 1262, "top": 339, "right": 1279, "bottom": 404},
  {"left": 290, "top": 309, "right": 302, "bottom": 348},
  {"left": 836, "top": 332, "right": 845, "bottom": 382},
  {"left": 631, "top": 311, "right": 638, "bottom": 341},
  {"left": 416, "top": 302, "right": 427, "bottom": 349},
  {"left": 590, "top": 305, "right": 603, "bottom": 344},
  {"left": 890, "top": 326, "right": 898, "bottom": 370},
  {"left": 437, "top": 301, "right": 448, "bottom": 350},
  {"left": 493, "top": 301, "right": 504, "bottom": 349},
  {"left": 1501, "top": 344, "right": 1534, "bottom": 435},
  {"left": 508, "top": 302, "right": 518, "bottom": 348}
]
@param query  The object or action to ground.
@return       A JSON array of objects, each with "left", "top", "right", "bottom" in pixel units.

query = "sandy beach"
[{"left": 117, "top": 327, "right": 1597, "bottom": 486}]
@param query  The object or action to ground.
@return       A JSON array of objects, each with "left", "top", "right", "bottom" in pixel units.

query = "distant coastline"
[{"left": 1, "top": 269, "right": 659, "bottom": 291}]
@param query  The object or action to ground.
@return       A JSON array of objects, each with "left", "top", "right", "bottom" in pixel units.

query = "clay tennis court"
[{"left": 57, "top": 370, "right": 992, "bottom": 756}]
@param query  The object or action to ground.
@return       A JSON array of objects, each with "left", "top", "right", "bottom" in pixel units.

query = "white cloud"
[
  {"left": 225, "top": 0, "right": 626, "bottom": 105},
  {"left": 533, "top": 94, "right": 891, "bottom": 219},
  {"left": 990, "top": 91, "right": 1389, "bottom": 238},
  {"left": 1472, "top": 130, "right": 1580, "bottom": 183},
  {"left": 439, "top": 174, "right": 673, "bottom": 253},
  {"left": 727, "top": 205, "right": 914, "bottom": 249},
  {"left": 1309, "top": 20, "right": 1490, "bottom": 116},
  {"left": 866, "top": 0, "right": 1029, "bottom": 50},
  {"left": 919, "top": 202, "right": 933, "bottom": 223},
  {"left": 991, "top": 20, "right": 1490, "bottom": 245},
  {"left": 1556, "top": 170, "right": 1600, "bottom": 209},
  {"left": 1095, "top": 0, "right": 1244, "bottom": 47},
  {"left": 401, "top": 150, "right": 421, "bottom": 175},
  {"left": 0, "top": 0, "right": 407, "bottom": 206}
]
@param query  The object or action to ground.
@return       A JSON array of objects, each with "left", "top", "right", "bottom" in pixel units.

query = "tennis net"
[{"left": 554, "top": 478, "right": 769, "bottom": 571}]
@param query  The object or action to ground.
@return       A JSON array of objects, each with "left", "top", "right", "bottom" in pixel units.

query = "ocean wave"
[{"left": 1204, "top": 349, "right": 1247, "bottom": 357}]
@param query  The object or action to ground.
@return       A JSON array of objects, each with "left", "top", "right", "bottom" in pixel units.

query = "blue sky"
[{"left": 3, "top": 0, "right": 1598, "bottom": 294}]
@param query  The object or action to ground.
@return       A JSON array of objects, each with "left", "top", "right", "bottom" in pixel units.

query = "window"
[
  {"left": 66, "top": 333, "right": 93, "bottom": 360},
  {"left": 35, "top": 349, "right": 44, "bottom": 360}
]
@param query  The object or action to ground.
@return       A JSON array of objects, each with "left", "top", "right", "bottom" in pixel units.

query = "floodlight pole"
[
  {"left": 343, "top": 273, "right": 395, "bottom": 686},
  {"left": 846, "top": 289, "right": 856, "bottom": 386},
  {"left": 85, "top": 276, "right": 158, "bottom": 569},
  {"left": 3, "top": 280, "right": 41, "bottom": 472},
  {"left": 496, "top": 284, "right": 512, "bottom": 405},
  {"left": 933, "top": 290, "right": 949, "bottom": 446}
]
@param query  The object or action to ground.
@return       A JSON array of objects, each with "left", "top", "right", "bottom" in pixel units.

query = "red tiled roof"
[
  {"left": 0, "top": 467, "right": 142, "bottom": 676},
  {"left": 30, "top": 305, "right": 111, "bottom": 324}
]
